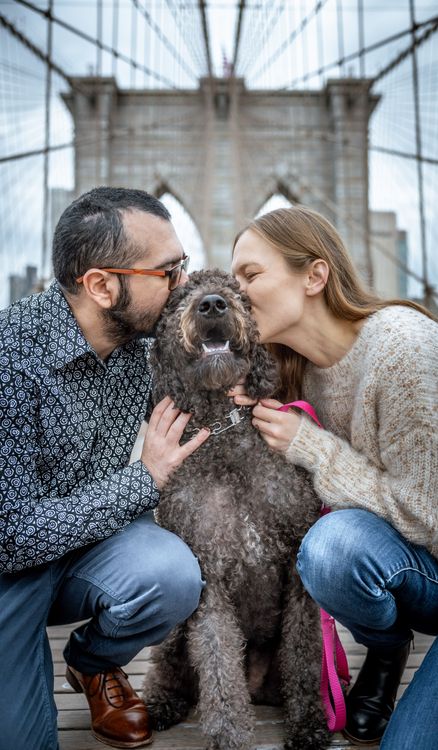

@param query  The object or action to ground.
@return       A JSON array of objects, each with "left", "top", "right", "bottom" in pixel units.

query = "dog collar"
[{"left": 186, "top": 405, "right": 250, "bottom": 437}]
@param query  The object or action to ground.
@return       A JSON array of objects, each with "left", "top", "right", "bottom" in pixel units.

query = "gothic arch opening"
[
  {"left": 255, "top": 184, "right": 299, "bottom": 217},
  {"left": 256, "top": 194, "right": 292, "bottom": 217},
  {"left": 158, "top": 191, "right": 206, "bottom": 271}
]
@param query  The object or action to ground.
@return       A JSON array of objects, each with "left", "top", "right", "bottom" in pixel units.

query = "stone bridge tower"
[{"left": 63, "top": 76, "right": 378, "bottom": 281}]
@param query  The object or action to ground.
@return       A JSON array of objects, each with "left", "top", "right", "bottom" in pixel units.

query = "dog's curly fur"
[{"left": 142, "top": 270, "right": 331, "bottom": 750}]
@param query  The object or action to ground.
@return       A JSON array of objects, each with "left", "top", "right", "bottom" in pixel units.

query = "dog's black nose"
[{"left": 198, "top": 294, "right": 228, "bottom": 317}]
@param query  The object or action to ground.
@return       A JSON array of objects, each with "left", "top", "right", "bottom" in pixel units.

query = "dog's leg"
[
  {"left": 187, "top": 587, "right": 255, "bottom": 750},
  {"left": 279, "top": 568, "right": 331, "bottom": 750},
  {"left": 247, "top": 640, "right": 282, "bottom": 706},
  {"left": 142, "top": 625, "right": 195, "bottom": 730}
]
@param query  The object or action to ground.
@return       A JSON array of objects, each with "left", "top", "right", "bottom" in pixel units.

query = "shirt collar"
[
  {"left": 38, "top": 280, "right": 96, "bottom": 370},
  {"left": 38, "top": 281, "right": 153, "bottom": 371}
]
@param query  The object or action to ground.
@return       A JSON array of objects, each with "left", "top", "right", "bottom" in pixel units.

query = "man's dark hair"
[{"left": 52, "top": 186, "right": 171, "bottom": 293}]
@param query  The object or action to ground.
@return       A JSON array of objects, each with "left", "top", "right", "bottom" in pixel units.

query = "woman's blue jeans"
[
  {"left": 0, "top": 513, "right": 204, "bottom": 750},
  {"left": 297, "top": 509, "right": 438, "bottom": 750}
]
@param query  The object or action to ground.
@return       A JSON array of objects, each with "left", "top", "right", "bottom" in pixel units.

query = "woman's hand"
[
  {"left": 227, "top": 380, "right": 258, "bottom": 406},
  {"left": 141, "top": 396, "right": 210, "bottom": 489},
  {"left": 251, "top": 398, "right": 302, "bottom": 454}
]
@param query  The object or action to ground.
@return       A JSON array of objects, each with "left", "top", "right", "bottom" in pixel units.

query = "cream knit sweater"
[{"left": 285, "top": 305, "right": 438, "bottom": 560}]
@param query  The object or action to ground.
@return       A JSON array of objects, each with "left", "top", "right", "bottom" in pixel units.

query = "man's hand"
[{"left": 141, "top": 396, "right": 210, "bottom": 490}]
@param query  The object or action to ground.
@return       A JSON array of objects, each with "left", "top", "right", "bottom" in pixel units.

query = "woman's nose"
[{"left": 233, "top": 276, "right": 246, "bottom": 294}]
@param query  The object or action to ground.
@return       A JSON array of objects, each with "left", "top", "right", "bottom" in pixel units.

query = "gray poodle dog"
[{"left": 142, "top": 269, "right": 331, "bottom": 750}]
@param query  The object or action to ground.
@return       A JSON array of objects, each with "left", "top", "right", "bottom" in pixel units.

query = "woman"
[{"left": 230, "top": 206, "right": 438, "bottom": 749}]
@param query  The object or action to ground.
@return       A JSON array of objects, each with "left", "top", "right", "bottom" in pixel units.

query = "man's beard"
[{"left": 101, "top": 277, "right": 161, "bottom": 347}]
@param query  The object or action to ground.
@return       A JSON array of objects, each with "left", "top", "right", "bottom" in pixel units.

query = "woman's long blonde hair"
[{"left": 234, "top": 205, "right": 435, "bottom": 401}]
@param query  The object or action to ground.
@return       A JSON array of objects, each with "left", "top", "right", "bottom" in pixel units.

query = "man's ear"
[
  {"left": 81, "top": 269, "right": 120, "bottom": 309},
  {"left": 305, "top": 259, "right": 329, "bottom": 297}
]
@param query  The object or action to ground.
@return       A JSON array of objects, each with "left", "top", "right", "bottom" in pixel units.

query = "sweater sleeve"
[{"left": 285, "top": 323, "right": 438, "bottom": 559}]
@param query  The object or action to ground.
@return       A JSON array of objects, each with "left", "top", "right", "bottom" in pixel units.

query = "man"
[{"left": 0, "top": 187, "right": 210, "bottom": 750}]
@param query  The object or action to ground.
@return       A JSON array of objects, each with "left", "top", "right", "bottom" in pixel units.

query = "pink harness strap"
[{"left": 278, "top": 400, "right": 351, "bottom": 732}]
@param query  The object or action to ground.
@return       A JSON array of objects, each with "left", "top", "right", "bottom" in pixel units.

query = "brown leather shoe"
[{"left": 66, "top": 665, "right": 153, "bottom": 748}]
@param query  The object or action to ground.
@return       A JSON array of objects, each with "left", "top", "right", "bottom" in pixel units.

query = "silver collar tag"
[{"left": 187, "top": 406, "right": 249, "bottom": 438}]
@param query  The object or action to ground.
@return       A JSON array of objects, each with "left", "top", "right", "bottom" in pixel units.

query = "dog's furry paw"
[
  {"left": 205, "top": 726, "right": 254, "bottom": 750},
  {"left": 145, "top": 696, "right": 190, "bottom": 731},
  {"left": 206, "top": 737, "right": 253, "bottom": 750}
]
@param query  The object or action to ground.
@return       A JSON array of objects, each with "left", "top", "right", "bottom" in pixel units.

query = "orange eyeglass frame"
[{"left": 76, "top": 255, "right": 190, "bottom": 290}]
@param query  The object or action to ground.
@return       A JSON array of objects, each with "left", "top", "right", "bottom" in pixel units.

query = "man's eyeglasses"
[{"left": 76, "top": 255, "right": 190, "bottom": 291}]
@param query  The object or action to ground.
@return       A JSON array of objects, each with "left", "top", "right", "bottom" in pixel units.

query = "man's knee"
[
  {"left": 154, "top": 541, "right": 204, "bottom": 625},
  {"left": 104, "top": 534, "right": 204, "bottom": 636}
]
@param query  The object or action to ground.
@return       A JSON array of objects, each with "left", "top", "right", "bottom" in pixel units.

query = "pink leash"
[{"left": 277, "top": 400, "right": 351, "bottom": 732}]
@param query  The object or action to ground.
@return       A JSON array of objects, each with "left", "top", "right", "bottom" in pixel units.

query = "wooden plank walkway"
[{"left": 50, "top": 623, "right": 434, "bottom": 750}]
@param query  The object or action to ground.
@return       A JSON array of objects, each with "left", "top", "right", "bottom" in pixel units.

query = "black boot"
[{"left": 343, "top": 640, "right": 410, "bottom": 745}]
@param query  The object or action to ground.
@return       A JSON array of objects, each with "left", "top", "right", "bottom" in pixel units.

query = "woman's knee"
[{"left": 296, "top": 509, "right": 380, "bottom": 599}]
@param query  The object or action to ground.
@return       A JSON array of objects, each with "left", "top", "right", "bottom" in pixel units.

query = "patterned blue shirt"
[{"left": 0, "top": 281, "right": 160, "bottom": 573}]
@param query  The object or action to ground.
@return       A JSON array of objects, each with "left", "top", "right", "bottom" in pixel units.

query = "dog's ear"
[
  {"left": 245, "top": 344, "right": 279, "bottom": 399},
  {"left": 149, "top": 337, "right": 192, "bottom": 411}
]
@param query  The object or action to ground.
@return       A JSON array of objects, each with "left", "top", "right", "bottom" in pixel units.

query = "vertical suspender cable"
[
  {"left": 96, "top": 0, "right": 102, "bottom": 76},
  {"left": 409, "top": 0, "right": 430, "bottom": 305},
  {"left": 41, "top": 0, "right": 53, "bottom": 279},
  {"left": 336, "top": 0, "right": 345, "bottom": 76},
  {"left": 112, "top": 0, "right": 119, "bottom": 79},
  {"left": 301, "top": 2, "right": 309, "bottom": 86},
  {"left": 96, "top": 0, "right": 103, "bottom": 183},
  {"left": 358, "top": 0, "right": 365, "bottom": 77},
  {"left": 143, "top": 4, "right": 149, "bottom": 87},
  {"left": 198, "top": 1, "right": 213, "bottom": 78},
  {"left": 158, "top": 0, "right": 163, "bottom": 85},
  {"left": 317, "top": 3, "right": 324, "bottom": 88},
  {"left": 131, "top": 0, "right": 137, "bottom": 87},
  {"left": 233, "top": 1, "right": 246, "bottom": 73}
]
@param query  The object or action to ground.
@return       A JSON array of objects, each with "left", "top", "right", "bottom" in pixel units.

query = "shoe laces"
[{"left": 101, "top": 669, "right": 129, "bottom": 708}]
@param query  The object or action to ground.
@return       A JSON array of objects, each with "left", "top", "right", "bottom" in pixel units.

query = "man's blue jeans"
[
  {"left": 0, "top": 513, "right": 204, "bottom": 750},
  {"left": 297, "top": 509, "right": 438, "bottom": 750}
]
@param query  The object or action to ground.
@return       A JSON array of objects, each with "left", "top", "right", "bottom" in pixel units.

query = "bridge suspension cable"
[
  {"left": 0, "top": 12, "right": 74, "bottom": 88},
  {"left": 236, "top": 0, "right": 285, "bottom": 77},
  {"left": 13, "top": 0, "right": 179, "bottom": 89},
  {"left": 280, "top": 14, "right": 438, "bottom": 90},
  {"left": 164, "top": 0, "right": 208, "bottom": 76},
  {"left": 1, "top": 0, "right": 436, "bottom": 309},
  {"left": 409, "top": 0, "right": 429, "bottom": 308},
  {"left": 232, "top": 0, "right": 246, "bottom": 72},
  {"left": 244, "top": 0, "right": 330, "bottom": 83},
  {"left": 41, "top": 0, "right": 53, "bottom": 275},
  {"left": 129, "top": 0, "right": 199, "bottom": 82},
  {"left": 372, "top": 15, "right": 438, "bottom": 85},
  {"left": 244, "top": 138, "right": 437, "bottom": 302},
  {"left": 370, "top": 146, "right": 438, "bottom": 168},
  {"left": 198, "top": 1, "right": 213, "bottom": 78},
  {"left": 0, "top": 103, "right": 205, "bottom": 165},
  {"left": 239, "top": 108, "right": 438, "bottom": 170},
  {"left": 237, "top": 104, "right": 437, "bottom": 305}
]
